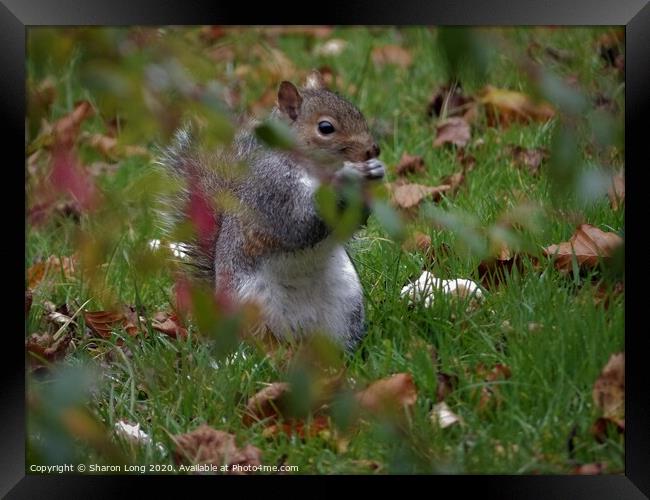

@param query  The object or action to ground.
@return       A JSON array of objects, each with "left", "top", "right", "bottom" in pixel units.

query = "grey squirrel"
[{"left": 157, "top": 69, "right": 384, "bottom": 351}]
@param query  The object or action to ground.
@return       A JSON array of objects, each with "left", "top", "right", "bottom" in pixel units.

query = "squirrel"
[{"left": 157, "top": 69, "right": 384, "bottom": 352}]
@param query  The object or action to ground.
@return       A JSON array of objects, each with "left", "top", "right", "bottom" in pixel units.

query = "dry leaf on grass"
[
  {"left": 506, "top": 145, "right": 549, "bottom": 176},
  {"left": 83, "top": 133, "right": 149, "bottom": 159},
  {"left": 83, "top": 307, "right": 140, "bottom": 339},
  {"left": 477, "top": 363, "right": 512, "bottom": 411},
  {"left": 387, "top": 181, "right": 451, "bottom": 211},
  {"left": 261, "top": 415, "right": 331, "bottom": 439},
  {"left": 243, "top": 382, "right": 291, "bottom": 426},
  {"left": 572, "top": 463, "right": 607, "bottom": 475},
  {"left": 172, "top": 425, "right": 261, "bottom": 474},
  {"left": 355, "top": 373, "right": 417, "bottom": 415},
  {"left": 479, "top": 85, "right": 555, "bottom": 128},
  {"left": 592, "top": 352, "right": 624, "bottom": 429},
  {"left": 394, "top": 153, "right": 426, "bottom": 177},
  {"left": 26, "top": 331, "right": 72, "bottom": 371},
  {"left": 401, "top": 231, "right": 433, "bottom": 256},
  {"left": 431, "top": 401, "right": 462, "bottom": 428},
  {"left": 433, "top": 117, "right": 471, "bottom": 148},
  {"left": 27, "top": 255, "right": 77, "bottom": 289},
  {"left": 371, "top": 45, "right": 413, "bottom": 68},
  {"left": 440, "top": 170, "right": 466, "bottom": 196},
  {"left": 608, "top": 171, "right": 624, "bottom": 210},
  {"left": 543, "top": 224, "right": 623, "bottom": 272},
  {"left": 151, "top": 311, "right": 188, "bottom": 339},
  {"left": 427, "top": 84, "right": 476, "bottom": 121}
]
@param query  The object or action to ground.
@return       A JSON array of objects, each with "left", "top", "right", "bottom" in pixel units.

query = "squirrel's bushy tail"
[{"left": 155, "top": 124, "right": 217, "bottom": 282}]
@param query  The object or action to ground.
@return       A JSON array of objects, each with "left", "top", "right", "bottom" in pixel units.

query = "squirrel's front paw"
[
  {"left": 340, "top": 159, "right": 385, "bottom": 182},
  {"left": 362, "top": 158, "right": 385, "bottom": 181}
]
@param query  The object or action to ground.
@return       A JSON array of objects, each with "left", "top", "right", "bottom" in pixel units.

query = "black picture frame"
[{"left": 6, "top": 0, "right": 649, "bottom": 497}]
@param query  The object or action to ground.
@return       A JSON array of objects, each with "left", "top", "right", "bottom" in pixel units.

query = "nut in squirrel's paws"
[{"left": 341, "top": 159, "right": 385, "bottom": 182}]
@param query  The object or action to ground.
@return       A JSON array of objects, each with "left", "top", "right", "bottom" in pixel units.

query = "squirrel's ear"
[
  {"left": 277, "top": 81, "right": 303, "bottom": 121},
  {"left": 304, "top": 69, "right": 326, "bottom": 90}
]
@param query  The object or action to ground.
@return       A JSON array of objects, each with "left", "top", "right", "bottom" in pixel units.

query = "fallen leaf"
[
  {"left": 607, "top": 171, "right": 624, "bottom": 210},
  {"left": 198, "top": 26, "right": 227, "bottom": 42},
  {"left": 394, "top": 153, "right": 426, "bottom": 177},
  {"left": 387, "top": 181, "right": 451, "bottom": 211},
  {"left": 507, "top": 145, "right": 549, "bottom": 176},
  {"left": 27, "top": 255, "right": 77, "bottom": 289},
  {"left": 262, "top": 415, "right": 330, "bottom": 439},
  {"left": 371, "top": 45, "right": 413, "bottom": 68},
  {"left": 427, "top": 84, "right": 476, "bottom": 121},
  {"left": 355, "top": 373, "right": 417, "bottom": 415},
  {"left": 84, "top": 306, "right": 140, "bottom": 339},
  {"left": 544, "top": 224, "right": 623, "bottom": 272},
  {"left": 592, "top": 280, "right": 624, "bottom": 309},
  {"left": 477, "top": 363, "right": 512, "bottom": 410},
  {"left": 26, "top": 331, "right": 72, "bottom": 370},
  {"left": 592, "top": 352, "right": 624, "bottom": 427},
  {"left": 401, "top": 231, "right": 432, "bottom": 255},
  {"left": 243, "top": 382, "right": 291, "bottom": 426},
  {"left": 431, "top": 402, "right": 462, "bottom": 428},
  {"left": 172, "top": 424, "right": 262, "bottom": 474},
  {"left": 433, "top": 117, "right": 471, "bottom": 148},
  {"left": 259, "top": 26, "right": 334, "bottom": 39},
  {"left": 439, "top": 170, "right": 466, "bottom": 195},
  {"left": 572, "top": 463, "right": 606, "bottom": 475},
  {"left": 457, "top": 149, "right": 477, "bottom": 171},
  {"left": 436, "top": 372, "right": 458, "bottom": 402},
  {"left": 53, "top": 100, "right": 95, "bottom": 149},
  {"left": 83, "top": 133, "right": 149, "bottom": 159},
  {"left": 479, "top": 85, "right": 555, "bottom": 128},
  {"left": 477, "top": 245, "right": 527, "bottom": 290},
  {"left": 151, "top": 311, "right": 189, "bottom": 339}
]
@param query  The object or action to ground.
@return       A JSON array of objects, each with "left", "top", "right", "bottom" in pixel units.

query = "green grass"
[{"left": 26, "top": 26, "right": 624, "bottom": 474}]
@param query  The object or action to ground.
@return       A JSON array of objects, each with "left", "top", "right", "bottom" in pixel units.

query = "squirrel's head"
[{"left": 275, "top": 70, "right": 380, "bottom": 163}]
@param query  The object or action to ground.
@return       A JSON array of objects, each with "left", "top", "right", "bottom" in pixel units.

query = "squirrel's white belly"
[{"left": 236, "top": 236, "right": 362, "bottom": 344}]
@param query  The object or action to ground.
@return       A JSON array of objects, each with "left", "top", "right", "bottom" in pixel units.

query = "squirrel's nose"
[{"left": 365, "top": 143, "right": 380, "bottom": 160}]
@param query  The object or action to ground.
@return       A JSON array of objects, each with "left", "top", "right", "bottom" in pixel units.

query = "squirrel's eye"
[{"left": 318, "top": 121, "right": 335, "bottom": 135}]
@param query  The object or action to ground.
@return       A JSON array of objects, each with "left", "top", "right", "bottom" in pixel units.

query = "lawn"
[{"left": 26, "top": 26, "right": 625, "bottom": 474}]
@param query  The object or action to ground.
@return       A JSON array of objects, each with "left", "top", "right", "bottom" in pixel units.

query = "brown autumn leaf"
[
  {"left": 592, "top": 280, "right": 624, "bottom": 309},
  {"left": 572, "top": 463, "right": 607, "bottom": 475},
  {"left": 83, "top": 133, "right": 149, "bottom": 159},
  {"left": 172, "top": 424, "right": 262, "bottom": 474},
  {"left": 151, "top": 311, "right": 189, "bottom": 340},
  {"left": 27, "top": 255, "right": 77, "bottom": 289},
  {"left": 259, "top": 26, "right": 334, "bottom": 39},
  {"left": 261, "top": 415, "right": 331, "bottom": 439},
  {"left": 608, "top": 171, "right": 624, "bottom": 210},
  {"left": 543, "top": 224, "right": 623, "bottom": 272},
  {"left": 440, "top": 170, "right": 466, "bottom": 196},
  {"left": 355, "top": 373, "right": 417, "bottom": 415},
  {"left": 402, "top": 231, "right": 432, "bottom": 254},
  {"left": 84, "top": 307, "right": 140, "bottom": 339},
  {"left": 477, "top": 363, "right": 512, "bottom": 411},
  {"left": 436, "top": 372, "right": 458, "bottom": 403},
  {"left": 242, "top": 382, "right": 291, "bottom": 426},
  {"left": 457, "top": 149, "right": 477, "bottom": 172},
  {"left": 26, "top": 331, "right": 72, "bottom": 370},
  {"left": 53, "top": 100, "right": 95, "bottom": 148},
  {"left": 434, "top": 117, "right": 471, "bottom": 148},
  {"left": 427, "top": 84, "right": 475, "bottom": 120},
  {"left": 477, "top": 244, "right": 527, "bottom": 290},
  {"left": 198, "top": 26, "right": 227, "bottom": 42},
  {"left": 479, "top": 85, "right": 555, "bottom": 128},
  {"left": 394, "top": 153, "right": 426, "bottom": 177},
  {"left": 387, "top": 181, "right": 451, "bottom": 211},
  {"left": 592, "top": 352, "right": 624, "bottom": 428},
  {"left": 507, "top": 145, "right": 549, "bottom": 176},
  {"left": 371, "top": 45, "right": 413, "bottom": 68}
]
